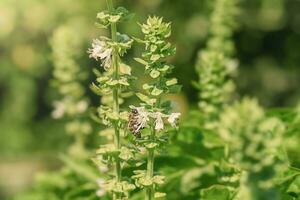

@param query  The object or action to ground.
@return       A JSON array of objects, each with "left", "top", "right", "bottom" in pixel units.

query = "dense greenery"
[{"left": 0, "top": 0, "right": 300, "bottom": 200}]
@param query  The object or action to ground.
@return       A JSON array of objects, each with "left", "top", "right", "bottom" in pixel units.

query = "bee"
[{"left": 128, "top": 108, "right": 142, "bottom": 138}]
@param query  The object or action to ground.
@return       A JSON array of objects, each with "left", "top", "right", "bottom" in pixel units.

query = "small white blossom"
[
  {"left": 151, "top": 112, "right": 166, "bottom": 131},
  {"left": 88, "top": 39, "right": 112, "bottom": 70},
  {"left": 135, "top": 106, "right": 150, "bottom": 132},
  {"left": 167, "top": 112, "right": 181, "bottom": 127},
  {"left": 52, "top": 101, "right": 65, "bottom": 119}
]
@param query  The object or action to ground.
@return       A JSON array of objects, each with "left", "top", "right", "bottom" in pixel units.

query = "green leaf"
[
  {"left": 132, "top": 36, "right": 145, "bottom": 43},
  {"left": 97, "top": 12, "right": 109, "bottom": 20},
  {"left": 119, "top": 78, "right": 130, "bottom": 86},
  {"left": 150, "top": 54, "right": 160, "bottom": 61},
  {"left": 121, "top": 181, "right": 136, "bottom": 191},
  {"left": 136, "top": 93, "right": 156, "bottom": 105},
  {"left": 151, "top": 87, "right": 163, "bottom": 96},
  {"left": 136, "top": 92, "right": 148, "bottom": 102},
  {"left": 106, "top": 111, "right": 119, "bottom": 120},
  {"left": 96, "top": 76, "right": 109, "bottom": 83},
  {"left": 90, "top": 83, "right": 101, "bottom": 95},
  {"left": 166, "top": 78, "right": 178, "bottom": 86},
  {"left": 145, "top": 142, "right": 158, "bottom": 149},
  {"left": 139, "top": 177, "right": 153, "bottom": 186},
  {"left": 161, "top": 42, "right": 171, "bottom": 52},
  {"left": 159, "top": 65, "right": 170, "bottom": 72},
  {"left": 143, "top": 83, "right": 153, "bottom": 90},
  {"left": 134, "top": 57, "right": 148, "bottom": 65},
  {"left": 120, "top": 63, "right": 131, "bottom": 75},
  {"left": 96, "top": 144, "right": 119, "bottom": 157},
  {"left": 106, "top": 79, "right": 118, "bottom": 86},
  {"left": 119, "top": 147, "right": 134, "bottom": 161},
  {"left": 200, "top": 185, "right": 232, "bottom": 200},
  {"left": 150, "top": 45, "right": 157, "bottom": 52},
  {"left": 150, "top": 70, "right": 160, "bottom": 78},
  {"left": 154, "top": 192, "right": 166, "bottom": 198}
]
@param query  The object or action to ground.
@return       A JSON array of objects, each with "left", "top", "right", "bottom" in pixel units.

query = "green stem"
[
  {"left": 106, "top": 0, "right": 122, "bottom": 197},
  {"left": 145, "top": 89, "right": 163, "bottom": 200},
  {"left": 146, "top": 122, "right": 156, "bottom": 200}
]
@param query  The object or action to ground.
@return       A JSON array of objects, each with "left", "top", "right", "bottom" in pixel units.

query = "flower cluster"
[
  {"left": 88, "top": 39, "right": 112, "bottom": 70},
  {"left": 88, "top": 2, "right": 136, "bottom": 199},
  {"left": 130, "top": 106, "right": 180, "bottom": 133},
  {"left": 50, "top": 25, "right": 91, "bottom": 158},
  {"left": 133, "top": 16, "right": 181, "bottom": 199},
  {"left": 195, "top": 0, "right": 239, "bottom": 127}
]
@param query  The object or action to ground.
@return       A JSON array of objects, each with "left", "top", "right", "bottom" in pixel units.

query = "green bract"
[{"left": 96, "top": 7, "right": 133, "bottom": 28}]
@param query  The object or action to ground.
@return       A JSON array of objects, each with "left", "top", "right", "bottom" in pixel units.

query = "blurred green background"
[{"left": 0, "top": 0, "right": 300, "bottom": 199}]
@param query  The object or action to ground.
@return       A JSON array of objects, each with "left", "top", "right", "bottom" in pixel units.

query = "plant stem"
[
  {"left": 106, "top": 0, "right": 122, "bottom": 195},
  {"left": 146, "top": 122, "right": 156, "bottom": 200},
  {"left": 145, "top": 90, "right": 163, "bottom": 199}
]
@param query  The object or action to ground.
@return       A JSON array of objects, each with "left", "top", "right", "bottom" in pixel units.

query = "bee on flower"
[
  {"left": 128, "top": 106, "right": 150, "bottom": 138},
  {"left": 128, "top": 106, "right": 181, "bottom": 136}
]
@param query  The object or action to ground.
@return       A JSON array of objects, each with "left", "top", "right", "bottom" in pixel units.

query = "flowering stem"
[
  {"left": 106, "top": 0, "right": 122, "bottom": 194},
  {"left": 135, "top": 16, "right": 179, "bottom": 199}
]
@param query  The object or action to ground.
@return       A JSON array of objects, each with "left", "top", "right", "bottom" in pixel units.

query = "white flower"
[
  {"left": 167, "top": 112, "right": 181, "bottom": 127},
  {"left": 135, "top": 106, "right": 150, "bottom": 132},
  {"left": 88, "top": 39, "right": 112, "bottom": 70},
  {"left": 52, "top": 101, "right": 65, "bottom": 119},
  {"left": 151, "top": 112, "right": 166, "bottom": 131}
]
